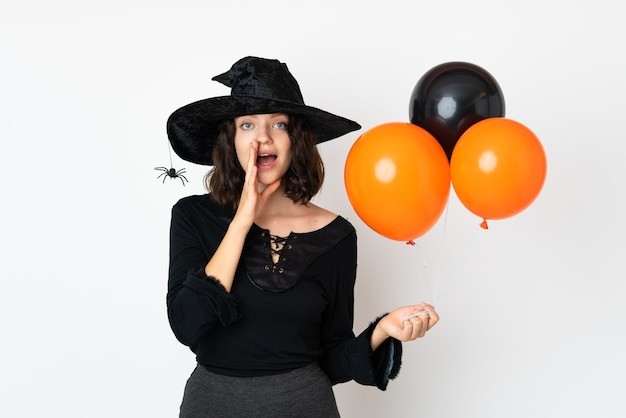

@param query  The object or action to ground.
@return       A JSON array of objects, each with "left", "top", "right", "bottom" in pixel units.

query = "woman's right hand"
[
  {"left": 235, "top": 140, "right": 281, "bottom": 227},
  {"left": 204, "top": 140, "right": 281, "bottom": 292}
]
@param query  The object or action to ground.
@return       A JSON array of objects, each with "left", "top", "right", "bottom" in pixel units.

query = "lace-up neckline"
[
  {"left": 269, "top": 234, "right": 289, "bottom": 265},
  {"left": 242, "top": 217, "right": 354, "bottom": 293}
]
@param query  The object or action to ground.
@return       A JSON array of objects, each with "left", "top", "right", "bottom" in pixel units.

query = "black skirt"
[{"left": 179, "top": 362, "right": 341, "bottom": 417}]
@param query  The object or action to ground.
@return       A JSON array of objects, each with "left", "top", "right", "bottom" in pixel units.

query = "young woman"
[{"left": 166, "top": 56, "right": 439, "bottom": 417}]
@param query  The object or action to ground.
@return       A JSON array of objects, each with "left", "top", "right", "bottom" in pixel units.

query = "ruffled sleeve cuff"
[
  {"left": 182, "top": 268, "right": 242, "bottom": 326},
  {"left": 352, "top": 314, "right": 403, "bottom": 391}
]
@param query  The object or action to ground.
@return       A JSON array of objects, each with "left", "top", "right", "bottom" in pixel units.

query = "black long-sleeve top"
[{"left": 166, "top": 194, "right": 402, "bottom": 390}]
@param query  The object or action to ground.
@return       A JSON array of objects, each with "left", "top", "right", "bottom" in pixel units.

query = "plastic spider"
[{"left": 155, "top": 166, "right": 188, "bottom": 186}]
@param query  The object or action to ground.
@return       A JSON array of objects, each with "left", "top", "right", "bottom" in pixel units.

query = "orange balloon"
[
  {"left": 344, "top": 122, "right": 450, "bottom": 241},
  {"left": 450, "top": 118, "right": 547, "bottom": 224}
]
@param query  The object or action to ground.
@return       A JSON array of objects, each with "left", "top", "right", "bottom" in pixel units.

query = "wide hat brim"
[{"left": 167, "top": 96, "right": 361, "bottom": 166}]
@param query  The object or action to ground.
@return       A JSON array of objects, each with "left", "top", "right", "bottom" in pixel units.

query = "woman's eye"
[
  {"left": 240, "top": 122, "right": 253, "bottom": 130},
  {"left": 274, "top": 122, "right": 287, "bottom": 129}
]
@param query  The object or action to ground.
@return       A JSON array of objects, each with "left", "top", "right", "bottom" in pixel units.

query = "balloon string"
[
  {"left": 414, "top": 243, "right": 434, "bottom": 305},
  {"left": 431, "top": 201, "right": 450, "bottom": 305},
  {"left": 436, "top": 215, "right": 483, "bottom": 306},
  {"left": 411, "top": 203, "right": 449, "bottom": 306},
  {"left": 424, "top": 200, "right": 484, "bottom": 306}
]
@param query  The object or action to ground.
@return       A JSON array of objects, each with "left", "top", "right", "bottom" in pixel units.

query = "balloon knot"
[
  {"left": 406, "top": 240, "right": 416, "bottom": 246},
  {"left": 480, "top": 219, "right": 489, "bottom": 229}
]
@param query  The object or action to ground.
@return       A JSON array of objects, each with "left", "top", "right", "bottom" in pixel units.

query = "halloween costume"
[
  {"left": 166, "top": 57, "right": 402, "bottom": 416},
  {"left": 168, "top": 195, "right": 402, "bottom": 416}
]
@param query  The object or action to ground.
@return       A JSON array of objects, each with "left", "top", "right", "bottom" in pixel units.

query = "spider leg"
[
  {"left": 156, "top": 172, "right": 167, "bottom": 180},
  {"left": 179, "top": 174, "right": 188, "bottom": 186}
]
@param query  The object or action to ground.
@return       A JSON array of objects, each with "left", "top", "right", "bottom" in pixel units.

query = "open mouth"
[{"left": 257, "top": 154, "right": 277, "bottom": 167}]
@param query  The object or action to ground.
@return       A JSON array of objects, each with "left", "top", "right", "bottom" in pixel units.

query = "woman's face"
[{"left": 234, "top": 113, "right": 292, "bottom": 186}]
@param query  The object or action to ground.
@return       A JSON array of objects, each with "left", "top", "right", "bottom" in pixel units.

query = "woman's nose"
[{"left": 255, "top": 125, "right": 273, "bottom": 143}]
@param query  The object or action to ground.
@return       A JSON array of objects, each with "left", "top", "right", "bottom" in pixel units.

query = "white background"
[{"left": 2, "top": 1, "right": 625, "bottom": 417}]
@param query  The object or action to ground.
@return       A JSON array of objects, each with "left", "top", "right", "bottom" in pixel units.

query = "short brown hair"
[{"left": 206, "top": 115, "right": 325, "bottom": 213}]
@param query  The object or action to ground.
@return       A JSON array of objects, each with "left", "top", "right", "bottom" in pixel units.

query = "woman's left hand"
[{"left": 371, "top": 303, "right": 439, "bottom": 349}]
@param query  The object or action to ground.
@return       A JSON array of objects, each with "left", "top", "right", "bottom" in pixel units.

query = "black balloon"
[{"left": 409, "top": 62, "right": 505, "bottom": 160}]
